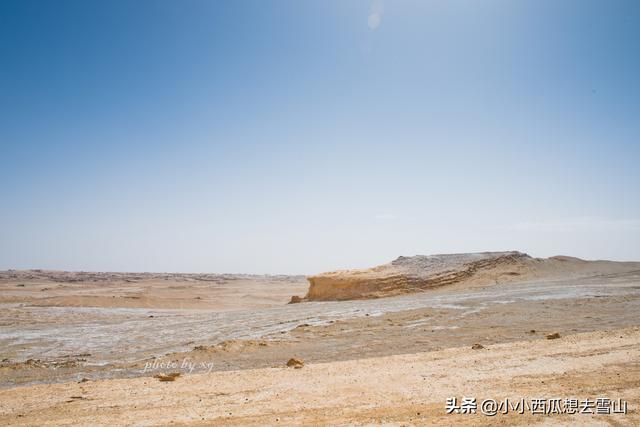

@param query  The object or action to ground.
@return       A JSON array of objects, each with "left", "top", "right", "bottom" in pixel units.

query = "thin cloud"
[
  {"left": 374, "top": 213, "right": 397, "bottom": 221},
  {"left": 503, "top": 217, "right": 640, "bottom": 232}
]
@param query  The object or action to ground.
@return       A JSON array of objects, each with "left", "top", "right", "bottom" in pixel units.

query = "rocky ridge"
[{"left": 297, "top": 251, "right": 639, "bottom": 301}]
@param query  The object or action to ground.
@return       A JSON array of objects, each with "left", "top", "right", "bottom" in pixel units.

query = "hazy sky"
[{"left": 1, "top": 0, "right": 639, "bottom": 274}]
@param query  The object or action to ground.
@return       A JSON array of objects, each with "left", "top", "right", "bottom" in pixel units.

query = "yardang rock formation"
[{"left": 294, "top": 251, "right": 639, "bottom": 301}]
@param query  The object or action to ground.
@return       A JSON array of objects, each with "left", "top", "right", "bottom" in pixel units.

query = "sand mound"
[
  {"left": 301, "top": 251, "right": 640, "bottom": 301},
  {"left": 193, "top": 339, "right": 270, "bottom": 353},
  {"left": 286, "top": 358, "right": 304, "bottom": 368}
]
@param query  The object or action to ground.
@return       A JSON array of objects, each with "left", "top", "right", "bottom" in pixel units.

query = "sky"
[{"left": 1, "top": 0, "right": 639, "bottom": 274}]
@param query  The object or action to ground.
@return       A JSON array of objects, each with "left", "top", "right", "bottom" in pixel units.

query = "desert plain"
[{"left": 1, "top": 252, "right": 639, "bottom": 425}]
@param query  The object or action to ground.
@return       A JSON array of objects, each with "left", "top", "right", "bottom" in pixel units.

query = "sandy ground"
[
  {"left": 0, "top": 270, "right": 308, "bottom": 311},
  {"left": 1, "top": 267, "right": 639, "bottom": 425},
  {"left": 1, "top": 328, "right": 638, "bottom": 426}
]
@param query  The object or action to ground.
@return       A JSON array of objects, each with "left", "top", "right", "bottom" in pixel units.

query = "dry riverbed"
[{"left": 1, "top": 268, "right": 639, "bottom": 425}]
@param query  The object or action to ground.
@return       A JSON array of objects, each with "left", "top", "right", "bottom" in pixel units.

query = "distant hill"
[{"left": 296, "top": 251, "right": 640, "bottom": 301}]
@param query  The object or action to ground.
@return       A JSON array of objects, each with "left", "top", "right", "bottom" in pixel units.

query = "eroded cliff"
[{"left": 295, "top": 251, "right": 639, "bottom": 301}]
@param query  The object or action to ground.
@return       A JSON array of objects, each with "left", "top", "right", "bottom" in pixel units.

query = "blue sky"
[{"left": 1, "top": 0, "right": 639, "bottom": 274}]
